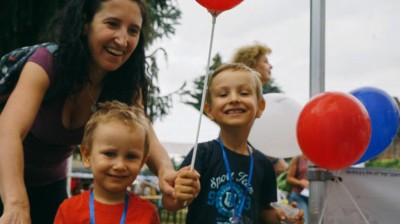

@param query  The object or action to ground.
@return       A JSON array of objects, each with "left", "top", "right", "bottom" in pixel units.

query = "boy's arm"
[{"left": 162, "top": 166, "right": 200, "bottom": 211}]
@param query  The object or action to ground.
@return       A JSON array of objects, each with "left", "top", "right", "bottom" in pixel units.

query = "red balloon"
[
  {"left": 296, "top": 92, "right": 371, "bottom": 170},
  {"left": 196, "top": 0, "right": 243, "bottom": 11}
]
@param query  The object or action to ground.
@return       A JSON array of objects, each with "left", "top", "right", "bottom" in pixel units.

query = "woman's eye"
[
  {"left": 106, "top": 20, "right": 119, "bottom": 28},
  {"left": 128, "top": 27, "right": 140, "bottom": 36}
]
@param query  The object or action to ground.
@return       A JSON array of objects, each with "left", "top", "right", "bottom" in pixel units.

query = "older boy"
[{"left": 165, "top": 63, "right": 304, "bottom": 223}]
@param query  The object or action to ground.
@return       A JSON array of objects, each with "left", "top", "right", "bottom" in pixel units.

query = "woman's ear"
[
  {"left": 82, "top": 24, "right": 89, "bottom": 36},
  {"left": 80, "top": 145, "right": 91, "bottom": 168}
]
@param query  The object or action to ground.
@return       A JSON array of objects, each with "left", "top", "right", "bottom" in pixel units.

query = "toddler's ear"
[
  {"left": 80, "top": 145, "right": 91, "bottom": 168},
  {"left": 141, "top": 154, "right": 149, "bottom": 168}
]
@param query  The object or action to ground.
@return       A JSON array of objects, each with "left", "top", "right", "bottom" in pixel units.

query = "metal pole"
[{"left": 309, "top": 0, "right": 327, "bottom": 223}]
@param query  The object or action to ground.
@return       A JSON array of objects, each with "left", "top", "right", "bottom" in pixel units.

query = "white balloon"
[{"left": 249, "top": 93, "right": 303, "bottom": 158}]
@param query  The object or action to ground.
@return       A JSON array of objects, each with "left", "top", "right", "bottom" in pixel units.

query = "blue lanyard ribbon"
[
  {"left": 90, "top": 190, "right": 130, "bottom": 224},
  {"left": 218, "top": 137, "right": 254, "bottom": 221}
]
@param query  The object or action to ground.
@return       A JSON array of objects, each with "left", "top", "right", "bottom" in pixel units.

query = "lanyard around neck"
[
  {"left": 90, "top": 190, "right": 130, "bottom": 224},
  {"left": 218, "top": 137, "right": 254, "bottom": 221}
]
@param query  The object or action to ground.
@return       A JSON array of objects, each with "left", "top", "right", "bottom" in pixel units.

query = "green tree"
[
  {"left": 0, "top": 0, "right": 182, "bottom": 122},
  {"left": 180, "top": 53, "right": 283, "bottom": 112}
]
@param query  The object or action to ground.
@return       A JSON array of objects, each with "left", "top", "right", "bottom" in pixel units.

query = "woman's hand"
[
  {"left": 0, "top": 203, "right": 31, "bottom": 224},
  {"left": 158, "top": 166, "right": 177, "bottom": 197}
]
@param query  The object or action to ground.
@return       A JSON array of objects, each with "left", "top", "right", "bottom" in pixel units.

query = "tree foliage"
[
  {"left": 0, "top": 0, "right": 182, "bottom": 122},
  {"left": 180, "top": 53, "right": 283, "bottom": 112}
]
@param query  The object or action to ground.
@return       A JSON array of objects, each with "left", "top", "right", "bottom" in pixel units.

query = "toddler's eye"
[
  {"left": 126, "top": 154, "right": 138, "bottom": 160},
  {"left": 104, "top": 151, "right": 116, "bottom": 157}
]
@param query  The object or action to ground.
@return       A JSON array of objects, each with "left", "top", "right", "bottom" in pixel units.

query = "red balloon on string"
[
  {"left": 296, "top": 92, "right": 371, "bottom": 170},
  {"left": 196, "top": 0, "right": 243, "bottom": 11}
]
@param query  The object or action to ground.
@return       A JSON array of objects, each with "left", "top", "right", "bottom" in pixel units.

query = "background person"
[
  {"left": 0, "top": 0, "right": 175, "bottom": 223},
  {"left": 287, "top": 154, "right": 309, "bottom": 224},
  {"left": 231, "top": 42, "right": 288, "bottom": 175}
]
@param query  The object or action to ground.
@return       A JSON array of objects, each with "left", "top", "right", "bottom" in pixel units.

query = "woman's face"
[
  {"left": 254, "top": 54, "right": 273, "bottom": 84},
  {"left": 85, "top": 0, "right": 142, "bottom": 75}
]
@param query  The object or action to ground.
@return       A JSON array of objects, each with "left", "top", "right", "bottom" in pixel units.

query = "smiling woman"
[{"left": 0, "top": 0, "right": 176, "bottom": 223}]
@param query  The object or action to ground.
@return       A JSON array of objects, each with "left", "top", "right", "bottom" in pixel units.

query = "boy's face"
[
  {"left": 81, "top": 120, "right": 148, "bottom": 197},
  {"left": 205, "top": 69, "right": 265, "bottom": 129}
]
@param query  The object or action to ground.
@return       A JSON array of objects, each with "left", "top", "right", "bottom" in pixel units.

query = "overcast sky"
[{"left": 152, "top": 0, "right": 400, "bottom": 147}]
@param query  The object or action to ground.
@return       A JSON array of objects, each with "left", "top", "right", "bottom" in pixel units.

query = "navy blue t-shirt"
[{"left": 180, "top": 139, "right": 277, "bottom": 224}]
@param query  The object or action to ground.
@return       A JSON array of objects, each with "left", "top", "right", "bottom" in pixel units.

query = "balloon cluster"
[
  {"left": 297, "top": 88, "right": 400, "bottom": 170},
  {"left": 249, "top": 93, "right": 303, "bottom": 158}
]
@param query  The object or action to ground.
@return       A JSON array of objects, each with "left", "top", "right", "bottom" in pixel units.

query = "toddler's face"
[{"left": 83, "top": 120, "right": 147, "bottom": 196}]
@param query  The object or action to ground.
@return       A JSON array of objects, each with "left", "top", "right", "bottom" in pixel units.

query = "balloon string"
[
  {"left": 190, "top": 15, "right": 218, "bottom": 171},
  {"left": 337, "top": 175, "right": 370, "bottom": 224},
  {"left": 318, "top": 170, "right": 336, "bottom": 224}
]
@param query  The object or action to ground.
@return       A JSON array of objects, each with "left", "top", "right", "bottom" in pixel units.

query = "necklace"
[
  {"left": 90, "top": 190, "right": 130, "bottom": 224},
  {"left": 86, "top": 85, "right": 101, "bottom": 113},
  {"left": 218, "top": 137, "right": 254, "bottom": 223}
]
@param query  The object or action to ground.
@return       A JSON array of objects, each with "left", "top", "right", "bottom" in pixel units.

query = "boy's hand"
[
  {"left": 271, "top": 201, "right": 305, "bottom": 224},
  {"left": 174, "top": 166, "right": 201, "bottom": 205}
]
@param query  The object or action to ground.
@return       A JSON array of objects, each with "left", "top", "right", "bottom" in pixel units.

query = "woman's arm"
[
  {"left": 134, "top": 91, "right": 177, "bottom": 197},
  {"left": 145, "top": 124, "right": 177, "bottom": 197},
  {"left": 0, "top": 62, "right": 50, "bottom": 223}
]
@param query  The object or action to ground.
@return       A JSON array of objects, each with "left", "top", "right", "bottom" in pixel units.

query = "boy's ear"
[
  {"left": 80, "top": 145, "right": 91, "bottom": 168},
  {"left": 256, "top": 98, "right": 266, "bottom": 118},
  {"left": 204, "top": 102, "right": 215, "bottom": 121},
  {"left": 141, "top": 154, "right": 150, "bottom": 168}
]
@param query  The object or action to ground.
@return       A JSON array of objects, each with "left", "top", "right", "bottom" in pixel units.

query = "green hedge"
[{"left": 365, "top": 159, "right": 400, "bottom": 169}]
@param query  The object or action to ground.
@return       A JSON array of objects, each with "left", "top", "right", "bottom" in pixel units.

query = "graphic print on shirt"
[{"left": 207, "top": 171, "right": 253, "bottom": 220}]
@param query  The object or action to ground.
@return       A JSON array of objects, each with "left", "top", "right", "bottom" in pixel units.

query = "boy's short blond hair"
[
  {"left": 205, "top": 63, "right": 264, "bottom": 104},
  {"left": 81, "top": 100, "right": 150, "bottom": 155},
  {"left": 231, "top": 43, "right": 272, "bottom": 69}
]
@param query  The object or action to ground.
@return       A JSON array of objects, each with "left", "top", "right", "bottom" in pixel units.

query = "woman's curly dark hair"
[{"left": 52, "top": 0, "right": 149, "bottom": 109}]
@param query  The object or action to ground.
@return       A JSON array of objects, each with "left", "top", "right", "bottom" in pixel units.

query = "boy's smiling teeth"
[
  {"left": 105, "top": 47, "right": 123, "bottom": 56},
  {"left": 226, "top": 109, "right": 245, "bottom": 114}
]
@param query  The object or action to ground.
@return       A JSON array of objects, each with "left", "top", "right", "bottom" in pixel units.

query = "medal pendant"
[{"left": 229, "top": 216, "right": 240, "bottom": 224}]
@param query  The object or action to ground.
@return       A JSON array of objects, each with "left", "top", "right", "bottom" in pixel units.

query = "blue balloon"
[{"left": 351, "top": 87, "right": 400, "bottom": 164}]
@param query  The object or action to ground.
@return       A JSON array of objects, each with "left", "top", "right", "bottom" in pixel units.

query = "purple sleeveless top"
[
  {"left": 291, "top": 156, "right": 308, "bottom": 194},
  {"left": 24, "top": 48, "right": 84, "bottom": 186}
]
